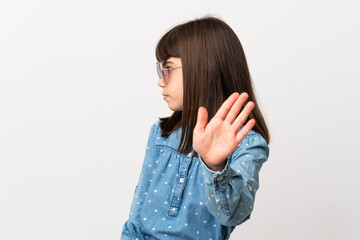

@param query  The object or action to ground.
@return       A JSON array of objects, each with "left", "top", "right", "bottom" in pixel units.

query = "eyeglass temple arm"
[{"left": 163, "top": 66, "right": 182, "bottom": 71}]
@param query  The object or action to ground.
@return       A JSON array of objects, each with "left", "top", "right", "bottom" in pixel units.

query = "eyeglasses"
[{"left": 156, "top": 61, "right": 182, "bottom": 84}]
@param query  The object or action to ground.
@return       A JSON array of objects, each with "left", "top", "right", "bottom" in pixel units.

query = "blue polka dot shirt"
[{"left": 121, "top": 119, "right": 269, "bottom": 240}]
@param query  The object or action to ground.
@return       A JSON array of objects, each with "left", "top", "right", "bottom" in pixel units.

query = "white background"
[{"left": 1, "top": 0, "right": 359, "bottom": 239}]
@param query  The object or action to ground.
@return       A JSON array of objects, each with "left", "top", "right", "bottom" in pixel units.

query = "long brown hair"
[{"left": 155, "top": 15, "right": 270, "bottom": 157}]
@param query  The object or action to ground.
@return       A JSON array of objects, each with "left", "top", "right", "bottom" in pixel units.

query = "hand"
[{"left": 193, "top": 92, "right": 256, "bottom": 171}]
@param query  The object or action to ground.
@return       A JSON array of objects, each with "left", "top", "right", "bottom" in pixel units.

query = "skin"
[
  {"left": 193, "top": 92, "right": 256, "bottom": 171},
  {"left": 157, "top": 57, "right": 256, "bottom": 172},
  {"left": 157, "top": 57, "right": 183, "bottom": 111}
]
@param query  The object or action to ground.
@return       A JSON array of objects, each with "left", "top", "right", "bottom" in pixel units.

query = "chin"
[{"left": 168, "top": 105, "right": 182, "bottom": 111}]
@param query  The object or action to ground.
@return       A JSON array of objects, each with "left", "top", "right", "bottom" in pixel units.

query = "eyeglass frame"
[{"left": 156, "top": 61, "right": 182, "bottom": 84}]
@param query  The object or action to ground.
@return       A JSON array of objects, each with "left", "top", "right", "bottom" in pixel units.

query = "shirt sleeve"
[{"left": 199, "top": 132, "right": 270, "bottom": 226}]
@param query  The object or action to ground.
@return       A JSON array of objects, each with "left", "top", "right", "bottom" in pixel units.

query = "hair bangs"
[{"left": 155, "top": 29, "right": 181, "bottom": 62}]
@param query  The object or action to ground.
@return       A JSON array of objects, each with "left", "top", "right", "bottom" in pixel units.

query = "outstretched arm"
[
  {"left": 198, "top": 133, "right": 269, "bottom": 226},
  {"left": 193, "top": 92, "right": 269, "bottom": 226}
]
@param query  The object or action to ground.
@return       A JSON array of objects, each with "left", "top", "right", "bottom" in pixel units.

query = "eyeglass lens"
[{"left": 156, "top": 62, "right": 168, "bottom": 82}]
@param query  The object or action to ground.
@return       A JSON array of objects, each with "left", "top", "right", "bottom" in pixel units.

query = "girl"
[{"left": 121, "top": 15, "right": 270, "bottom": 240}]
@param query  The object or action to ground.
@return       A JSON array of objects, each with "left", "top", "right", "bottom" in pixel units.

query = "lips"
[{"left": 162, "top": 93, "right": 168, "bottom": 97}]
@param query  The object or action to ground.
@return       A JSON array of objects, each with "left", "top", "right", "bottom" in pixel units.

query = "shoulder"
[
  {"left": 237, "top": 125, "right": 268, "bottom": 149},
  {"left": 150, "top": 119, "right": 161, "bottom": 131},
  {"left": 230, "top": 129, "right": 270, "bottom": 161},
  {"left": 149, "top": 119, "right": 162, "bottom": 133},
  {"left": 145, "top": 120, "right": 161, "bottom": 146},
  {"left": 243, "top": 129, "right": 267, "bottom": 144},
  {"left": 146, "top": 119, "right": 184, "bottom": 153}
]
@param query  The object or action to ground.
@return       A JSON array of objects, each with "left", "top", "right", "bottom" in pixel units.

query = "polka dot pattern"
[{"left": 120, "top": 120, "right": 270, "bottom": 240}]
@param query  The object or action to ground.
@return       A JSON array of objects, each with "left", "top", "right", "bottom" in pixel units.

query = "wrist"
[{"left": 201, "top": 157, "right": 227, "bottom": 172}]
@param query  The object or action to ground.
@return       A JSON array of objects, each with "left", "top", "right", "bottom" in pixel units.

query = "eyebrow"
[{"left": 164, "top": 60, "right": 174, "bottom": 65}]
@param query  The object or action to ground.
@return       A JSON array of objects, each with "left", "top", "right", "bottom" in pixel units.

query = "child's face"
[{"left": 157, "top": 57, "right": 183, "bottom": 111}]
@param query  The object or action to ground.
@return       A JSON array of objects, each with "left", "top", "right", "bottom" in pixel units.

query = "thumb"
[{"left": 195, "top": 106, "right": 208, "bottom": 133}]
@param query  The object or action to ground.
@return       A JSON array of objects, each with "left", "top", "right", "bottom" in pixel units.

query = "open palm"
[{"left": 193, "top": 92, "right": 256, "bottom": 169}]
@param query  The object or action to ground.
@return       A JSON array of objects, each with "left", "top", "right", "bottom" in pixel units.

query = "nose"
[{"left": 157, "top": 78, "right": 165, "bottom": 87}]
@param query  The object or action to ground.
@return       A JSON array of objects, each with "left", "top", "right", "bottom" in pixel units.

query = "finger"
[
  {"left": 224, "top": 92, "right": 249, "bottom": 124},
  {"left": 236, "top": 119, "right": 256, "bottom": 143},
  {"left": 233, "top": 101, "right": 255, "bottom": 131},
  {"left": 213, "top": 92, "right": 240, "bottom": 120},
  {"left": 195, "top": 106, "right": 208, "bottom": 133}
]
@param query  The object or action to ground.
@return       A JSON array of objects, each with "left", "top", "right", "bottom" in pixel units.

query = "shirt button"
[
  {"left": 248, "top": 185, "right": 252, "bottom": 191},
  {"left": 179, "top": 178, "right": 184, "bottom": 183},
  {"left": 217, "top": 176, "right": 224, "bottom": 181},
  {"left": 188, "top": 153, "right": 192, "bottom": 157}
]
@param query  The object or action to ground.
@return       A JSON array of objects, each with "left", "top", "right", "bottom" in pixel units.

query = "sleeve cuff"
[{"left": 198, "top": 155, "right": 231, "bottom": 185}]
